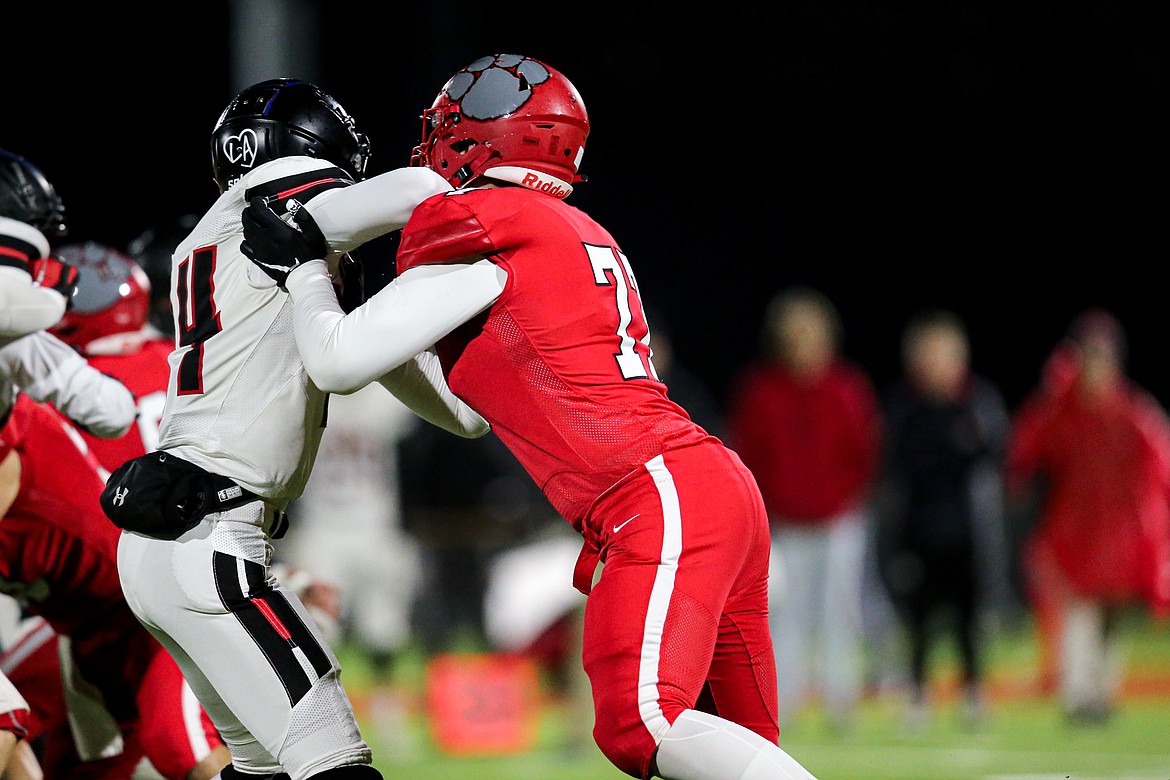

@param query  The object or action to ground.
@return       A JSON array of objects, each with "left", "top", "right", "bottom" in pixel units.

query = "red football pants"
[{"left": 581, "top": 442, "right": 778, "bottom": 779}]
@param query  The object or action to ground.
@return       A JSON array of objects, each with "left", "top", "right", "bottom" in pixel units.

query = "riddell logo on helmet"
[{"left": 520, "top": 172, "right": 569, "bottom": 198}]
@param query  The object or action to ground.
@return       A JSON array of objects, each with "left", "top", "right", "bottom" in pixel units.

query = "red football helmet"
[
  {"left": 412, "top": 54, "right": 589, "bottom": 199},
  {"left": 49, "top": 242, "right": 150, "bottom": 352}
]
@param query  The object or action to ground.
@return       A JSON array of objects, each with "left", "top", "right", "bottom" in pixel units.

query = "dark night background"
[{"left": 11, "top": 2, "right": 1168, "bottom": 412}]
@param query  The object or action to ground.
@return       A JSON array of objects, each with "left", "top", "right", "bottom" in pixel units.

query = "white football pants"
[{"left": 117, "top": 503, "right": 373, "bottom": 780}]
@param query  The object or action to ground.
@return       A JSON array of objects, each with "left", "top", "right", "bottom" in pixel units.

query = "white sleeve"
[
  {"left": 0, "top": 268, "right": 66, "bottom": 339},
  {"left": 0, "top": 216, "right": 65, "bottom": 339},
  {"left": 284, "top": 257, "right": 506, "bottom": 394},
  {"left": 376, "top": 350, "right": 490, "bottom": 439},
  {"left": 0, "top": 332, "right": 136, "bottom": 439},
  {"left": 304, "top": 167, "right": 452, "bottom": 253}
]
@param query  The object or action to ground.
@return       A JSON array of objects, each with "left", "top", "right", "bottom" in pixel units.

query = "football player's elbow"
[
  {"left": 459, "top": 414, "right": 492, "bottom": 439},
  {"left": 305, "top": 360, "right": 369, "bottom": 395}
]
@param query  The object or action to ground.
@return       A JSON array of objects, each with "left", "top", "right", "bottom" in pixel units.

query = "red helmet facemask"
[{"left": 412, "top": 54, "right": 589, "bottom": 199}]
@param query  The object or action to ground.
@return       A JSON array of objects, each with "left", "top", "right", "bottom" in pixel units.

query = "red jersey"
[
  {"left": 398, "top": 187, "right": 713, "bottom": 531},
  {"left": 726, "top": 359, "right": 881, "bottom": 523},
  {"left": 1007, "top": 346, "right": 1170, "bottom": 613},
  {"left": 74, "top": 337, "right": 173, "bottom": 472},
  {"left": 0, "top": 393, "right": 132, "bottom": 636}
]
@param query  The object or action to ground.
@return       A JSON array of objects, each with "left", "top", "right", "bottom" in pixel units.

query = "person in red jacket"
[
  {"left": 726, "top": 286, "right": 882, "bottom": 730},
  {"left": 1006, "top": 308, "right": 1170, "bottom": 723}
]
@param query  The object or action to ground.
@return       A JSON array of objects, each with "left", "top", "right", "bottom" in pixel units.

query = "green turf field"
[{"left": 340, "top": 612, "right": 1170, "bottom": 780}]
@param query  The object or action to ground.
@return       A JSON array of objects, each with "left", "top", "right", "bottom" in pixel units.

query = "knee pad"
[{"left": 653, "top": 709, "right": 817, "bottom": 780}]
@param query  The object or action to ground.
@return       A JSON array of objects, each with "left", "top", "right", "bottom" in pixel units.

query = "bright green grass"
[{"left": 339, "top": 614, "right": 1170, "bottom": 780}]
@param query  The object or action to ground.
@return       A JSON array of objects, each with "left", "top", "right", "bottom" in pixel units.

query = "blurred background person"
[
  {"left": 281, "top": 382, "right": 425, "bottom": 748},
  {"left": 125, "top": 213, "right": 198, "bottom": 340},
  {"left": 398, "top": 424, "right": 554, "bottom": 654},
  {"left": 873, "top": 308, "right": 1012, "bottom": 731},
  {"left": 725, "top": 285, "right": 882, "bottom": 731},
  {"left": 1005, "top": 308, "right": 1170, "bottom": 724}
]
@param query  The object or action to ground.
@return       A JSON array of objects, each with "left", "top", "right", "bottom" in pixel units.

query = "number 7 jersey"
[{"left": 397, "top": 186, "right": 714, "bottom": 532}]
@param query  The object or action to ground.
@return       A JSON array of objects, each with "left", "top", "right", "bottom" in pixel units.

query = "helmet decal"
[
  {"left": 447, "top": 55, "right": 551, "bottom": 121},
  {"left": 210, "top": 78, "right": 370, "bottom": 192},
  {"left": 416, "top": 54, "right": 589, "bottom": 197},
  {"left": 221, "top": 128, "right": 260, "bottom": 171}
]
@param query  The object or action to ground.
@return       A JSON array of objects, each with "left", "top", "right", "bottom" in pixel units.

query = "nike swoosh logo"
[{"left": 613, "top": 514, "right": 640, "bottom": 534}]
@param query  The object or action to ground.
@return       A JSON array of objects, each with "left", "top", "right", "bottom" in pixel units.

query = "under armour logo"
[
  {"left": 112, "top": 486, "right": 129, "bottom": 507},
  {"left": 222, "top": 129, "right": 259, "bottom": 169}
]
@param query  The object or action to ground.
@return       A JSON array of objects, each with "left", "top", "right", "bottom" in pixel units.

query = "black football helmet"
[
  {"left": 210, "top": 78, "right": 371, "bottom": 192},
  {"left": 0, "top": 148, "right": 68, "bottom": 238}
]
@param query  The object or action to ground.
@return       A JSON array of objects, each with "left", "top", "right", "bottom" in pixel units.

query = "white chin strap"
[
  {"left": 481, "top": 166, "right": 573, "bottom": 198},
  {"left": 654, "top": 709, "right": 819, "bottom": 780}
]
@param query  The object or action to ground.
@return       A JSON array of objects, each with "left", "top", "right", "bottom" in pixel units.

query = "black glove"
[
  {"left": 241, "top": 196, "right": 328, "bottom": 287},
  {"left": 31, "top": 255, "right": 81, "bottom": 307}
]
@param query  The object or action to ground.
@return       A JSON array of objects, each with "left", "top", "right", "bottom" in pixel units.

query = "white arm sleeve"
[
  {"left": 0, "top": 332, "right": 136, "bottom": 438},
  {"left": 284, "top": 257, "right": 506, "bottom": 394},
  {"left": 304, "top": 167, "right": 452, "bottom": 253},
  {"left": 376, "top": 350, "right": 490, "bottom": 439},
  {"left": 0, "top": 217, "right": 65, "bottom": 340},
  {"left": 0, "top": 268, "right": 66, "bottom": 340}
]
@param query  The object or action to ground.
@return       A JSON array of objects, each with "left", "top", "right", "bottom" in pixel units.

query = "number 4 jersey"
[
  {"left": 397, "top": 186, "right": 714, "bottom": 532},
  {"left": 158, "top": 157, "right": 356, "bottom": 504}
]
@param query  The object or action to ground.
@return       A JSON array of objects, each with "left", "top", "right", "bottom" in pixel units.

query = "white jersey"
[
  {"left": 157, "top": 156, "right": 473, "bottom": 504},
  {"left": 0, "top": 330, "right": 136, "bottom": 438}
]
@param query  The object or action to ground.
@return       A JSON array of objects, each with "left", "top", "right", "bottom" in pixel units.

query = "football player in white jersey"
[
  {"left": 0, "top": 149, "right": 137, "bottom": 436},
  {"left": 0, "top": 148, "right": 76, "bottom": 343},
  {"left": 111, "top": 79, "right": 488, "bottom": 780}
]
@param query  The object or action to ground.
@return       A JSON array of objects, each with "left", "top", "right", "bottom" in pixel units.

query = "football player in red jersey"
[
  {"left": 1, "top": 166, "right": 230, "bottom": 778},
  {"left": 48, "top": 241, "right": 174, "bottom": 473},
  {"left": 241, "top": 54, "right": 818, "bottom": 780},
  {"left": 0, "top": 390, "right": 231, "bottom": 780}
]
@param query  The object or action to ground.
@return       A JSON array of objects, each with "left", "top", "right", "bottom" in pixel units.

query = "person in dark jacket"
[{"left": 874, "top": 308, "right": 1011, "bottom": 730}]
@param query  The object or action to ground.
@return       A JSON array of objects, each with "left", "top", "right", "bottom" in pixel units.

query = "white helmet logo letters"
[{"left": 222, "top": 128, "right": 259, "bottom": 170}]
